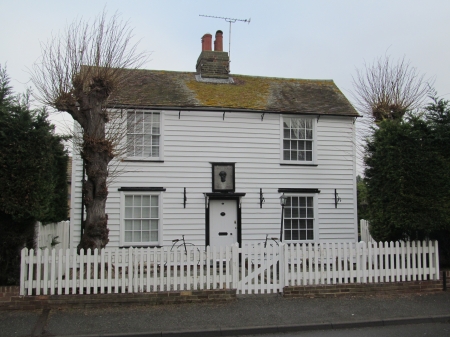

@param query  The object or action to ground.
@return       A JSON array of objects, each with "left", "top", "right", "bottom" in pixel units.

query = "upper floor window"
[
  {"left": 127, "top": 110, "right": 161, "bottom": 158},
  {"left": 282, "top": 117, "right": 314, "bottom": 162}
]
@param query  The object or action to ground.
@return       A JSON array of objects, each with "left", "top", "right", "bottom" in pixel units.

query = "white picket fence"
[
  {"left": 284, "top": 241, "right": 439, "bottom": 286},
  {"left": 360, "top": 219, "right": 375, "bottom": 243},
  {"left": 36, "top": 221, "right": 70, "bottom": 250},
  {"left": 20, "top": 240, "right": 440, "bottom": 296}
]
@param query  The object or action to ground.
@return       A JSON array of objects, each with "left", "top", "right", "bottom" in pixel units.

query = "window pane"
[
  {"left": 133, "top": 231, "right": 141, "bottom": 242},
  {"left": 142, "top": 207, "right": 150, "bottom": 218},
  {"left": 134, "top": 116, "right": 144, "bottom": 134},
  {"left": 285, "top": 219, "right": 291, "bottom": 229},
  {"left": 134, "top": 196, "right": 142, "bottom": 206},
  {"left": 306, "top": 129, "right": 313, "bottom": 139},
  {"left": 127, "top": 114, "right": 135, "bottom": 132},
  {"left": 299, "top": 197, "right": 306, "bottom": 207},
  {"left": 292, "top": 207, "right": 299, "bottom": 218},
  {"left": 125, "top": 231, "right": 132, "bottom": 242},
  {"left": 299, "top": 129, "right": 305, "bottom": 139},
  {"left": 125, "top": 220, "right": 132, "bottom": 230},
  {"left": 151, "top": 207, "right": 158, "bottom": 218},
  {"left": 300, "top": 231, "right": 306, "bottom": 240},
  {"left": 285, "top": 197, "right": 291, "bottom": 206},
  {"left": 142, "top": 220, "right": 150, "bottom": 230},
  {"left": 125, "top": 207, "right": 132, "bottom": 218},
  {"left": 307, "top": 231, "right": 314, "bottom": 240},
  {"left": 125, "top": 196, "right": 133, "bottom": 207},
  {"left": 283, "top": 150, "right": 290, "bottom": 160},
  {"left": 298, "top": 141, "right": 305, "bottom": 150},
  {"left": 133, "top": 207, "right": 141, "bottom": 218},
  {"left": 151, "top": 231, "right": 158, "bottom": 241},
  {"left": 283, "top": 128, "right": 290, "bottom": 138},
  {"left": 151, "top": 220, "right": 158, "bottom": 230},
  {"left": 292, "top": 230, "right": 299, "bottom": 240},
  {"left": 152, "top": 146, "right": 159, "bottom": 157},
  {"left": 151, "top": 196, "right": 158, "bottom": 206},
  {"left": 142, "top": 196, "right": 151, "bottom": 206},
  {"left": 307, "top": 208, "right": 314, "bottom": 218},
  {"left": 300, "top": 208, "right": 306, "bottom": 218},
  {"left": 305, "top": 119, "right": 312, "bottom": 129},
  {"left": 306, "top": 151, "right": 312, "bottom": 161},
  {"left": 142, "top": 231, "right": 150, "bottom": 242},
  {"left": 152, "top": 126, "right": 160, "bottom": 134},
  {"left": 300, "top": 220, "right": 306, "bottom": 229},
  {"left": 284, "top": 207, "right": 291, "bottom": 217},
  {"left": 283, "top": 140, "right": 290, "bottom": 150},
  {"left": 285, "top": 231, "right": 291, "bottom": 240},
  {"left": 291, "top": 197, "right": 298, "bottom": 206},
  {"left": 143, "top": 135, "right": 152, "bottom": 147},
  {"left": 290, "top": 140, "right": 297, "bottom": 150},
  {"left": 133, "top": 220, "right": 141, "bottom": 230}
]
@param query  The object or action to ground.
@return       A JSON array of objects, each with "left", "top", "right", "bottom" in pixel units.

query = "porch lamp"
[{"left": 279, "top": 194, "right": 287, "bottom": 242}]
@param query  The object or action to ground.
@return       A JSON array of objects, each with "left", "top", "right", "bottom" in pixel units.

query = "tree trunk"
[{"left": 77, "top": 92, "right": 113, "bottom": 250}]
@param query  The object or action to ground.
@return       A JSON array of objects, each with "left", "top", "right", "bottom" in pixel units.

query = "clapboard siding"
[{"left": 70, "top": 110, "right": 357, "bottom": 248}]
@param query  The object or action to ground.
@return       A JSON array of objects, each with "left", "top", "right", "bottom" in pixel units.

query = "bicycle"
[
  {"left": 170, "top": 235, "right": 197, "bottom": 254},
  {"left": 261, "top": 234, "right": 280, "bottom": 248},
  {"left": 170, "top": 235, "right": 205, "bottom": 266}
]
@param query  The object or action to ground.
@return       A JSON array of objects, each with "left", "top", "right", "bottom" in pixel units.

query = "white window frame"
[
  {"left": 282, "top": 194, "right": 318, "bottom": 243},
  {"left": 120, "top": 191, "right": 163, "bottom": 246},
  {"left": 280, "top": 115, "right": 317, "bottom": 164},
  {"left": 126, "top": 110, "right": 164, "bottom": 161}
]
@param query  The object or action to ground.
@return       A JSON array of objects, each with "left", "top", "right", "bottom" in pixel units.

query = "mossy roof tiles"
[{"left": 111, "top": 69, "right": 358, "bottom": 117}]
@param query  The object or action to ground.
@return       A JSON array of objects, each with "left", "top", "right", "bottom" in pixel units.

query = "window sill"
[
  {"left": 120, "top": 244, "right": 161, "bottom": 248},
  {"left": 122, "top": 159, "right": 164, "bottom": 163},
  {"left": 280, "top": 162, "right": 318, "bottom": 167}
]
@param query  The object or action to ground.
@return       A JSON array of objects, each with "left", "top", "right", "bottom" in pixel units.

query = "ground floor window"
[
  {"left": 284, "top": 195, "right": 314, "bottom": 241},
  {"left": 121, "top": 193, "right": 160, "bottom": 245}
]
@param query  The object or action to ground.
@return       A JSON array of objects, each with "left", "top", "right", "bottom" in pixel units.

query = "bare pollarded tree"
[
  {"left": 352, "top": 56, "right": 430, "bottom": 132},
  {"left": 31, "top": 11, "right": 148, "bottom": 250},
  {"left": 352, "top": 56, "right": 431, "bottom": 169}
]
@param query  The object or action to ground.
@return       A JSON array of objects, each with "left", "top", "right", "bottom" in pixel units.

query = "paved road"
[
  {"left": 2, "top": 292, "right": 450, "bottom": 337},
  {"left": 238, "top": 322, "right": 450, "bottom": 337}
]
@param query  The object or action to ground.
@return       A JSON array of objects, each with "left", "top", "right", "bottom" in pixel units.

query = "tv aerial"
[{"left": 199, "top": 14, "right": 251, "bottom": 63}]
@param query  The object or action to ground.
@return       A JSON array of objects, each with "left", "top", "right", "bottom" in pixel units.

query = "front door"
[{"left": 209, "top": 199, "right": 238, "bottom": 247}]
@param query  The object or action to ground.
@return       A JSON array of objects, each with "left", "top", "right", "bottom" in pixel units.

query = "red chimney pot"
[
  {"left": 214, "top": 30, "right": 223, "bottom": 52},
  {"left": 201, "top": 33, "right": 212, "bottom": 51}
]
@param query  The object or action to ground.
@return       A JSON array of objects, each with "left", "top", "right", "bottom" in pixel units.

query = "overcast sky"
[{"left": 2, "top": 0, "right": 450, "bottom": 147}]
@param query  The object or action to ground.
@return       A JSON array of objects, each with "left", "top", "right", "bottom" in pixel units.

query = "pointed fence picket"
[{"left": 20, "top": 240, "right": 439, "bottom": 296}]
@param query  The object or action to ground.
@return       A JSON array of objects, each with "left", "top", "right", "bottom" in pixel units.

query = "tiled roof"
[{"left": 110, "top": 69, "right": 359, "bottom": 117}]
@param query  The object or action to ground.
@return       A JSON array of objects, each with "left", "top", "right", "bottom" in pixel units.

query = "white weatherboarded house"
[{"left": 70, "top": 31, "right": 359, "bottom": 249}]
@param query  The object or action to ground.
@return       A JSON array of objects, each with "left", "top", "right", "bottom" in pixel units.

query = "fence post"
[
  {"left": 19, "top": 248, "right": 27, "bottom": 295},
  {"left": 435, "top": 241, "right": 440, "bottom": 281},
  {"left": 232, "top": 243, "right": 239, "bottom": 289},
  {"left": 279, "top": 243, "right": 285, "bottom": 292}
]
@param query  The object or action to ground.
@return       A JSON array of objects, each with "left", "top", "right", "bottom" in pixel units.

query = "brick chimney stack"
[
  {"left": 196, "top": 30, "right": 230, "bottom": 80},
  {"left": 214, "top": 30, "right": 223, "bottom": 52}
]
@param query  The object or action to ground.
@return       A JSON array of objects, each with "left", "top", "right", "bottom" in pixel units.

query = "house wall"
[{"left": 70, "top": 110, "right": 357, "bottom": 248}]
